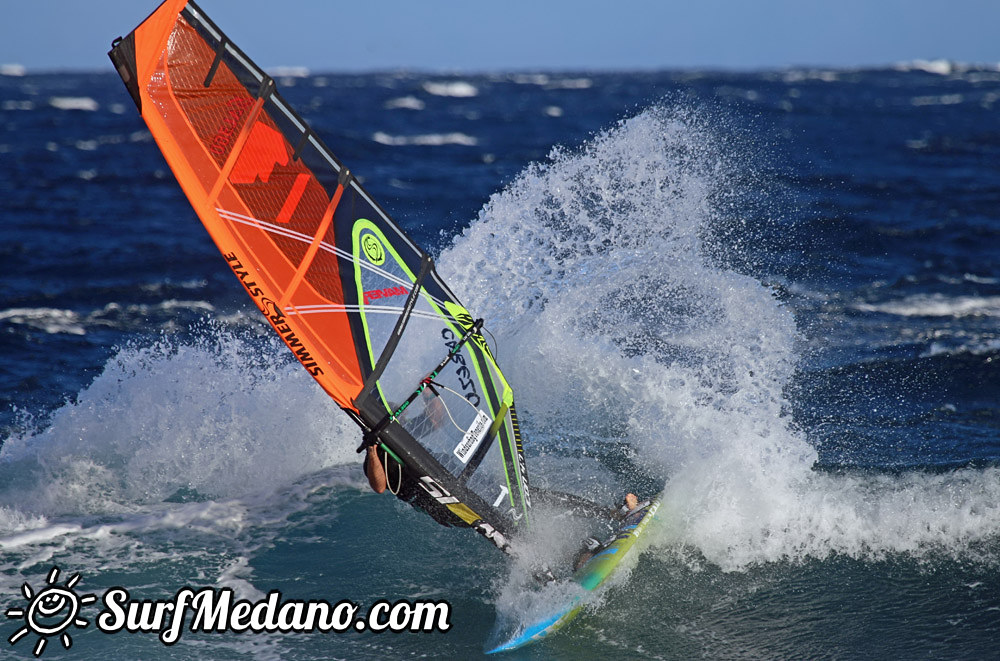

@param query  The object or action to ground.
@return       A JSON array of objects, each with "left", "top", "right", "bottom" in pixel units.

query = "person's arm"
[{"left": 365, "top": 445, "right": 387, "bottom": 493}]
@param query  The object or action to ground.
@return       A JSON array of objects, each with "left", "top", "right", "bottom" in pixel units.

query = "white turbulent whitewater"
[
  {"left": 0, "top": 339, "right": 382, "bottom": 649},
  {"left": 0, "top": 329, "right": 359, "bottom": 517},
  {"left": 440, "top": 105, "right": 1000, "bottom": 573},
  {"left": 0, "top": 326, "right": 364, "bottom": 604}
]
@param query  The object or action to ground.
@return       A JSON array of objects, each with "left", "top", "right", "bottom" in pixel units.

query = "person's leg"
[{"left": 365, "top": 445, "right": 387, "bottom": 493}]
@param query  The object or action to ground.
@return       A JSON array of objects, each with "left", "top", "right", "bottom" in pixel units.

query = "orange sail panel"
[{"left": 114, "top": 1, "right": 363, "bottom": 409}]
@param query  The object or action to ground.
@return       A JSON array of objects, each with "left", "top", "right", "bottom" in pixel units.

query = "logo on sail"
[
  {"left": 363, "top": 286, "right": 409, "bottom": 305},
  {"left": 361, "top": 233, "right": 385, "bottom": 266}
]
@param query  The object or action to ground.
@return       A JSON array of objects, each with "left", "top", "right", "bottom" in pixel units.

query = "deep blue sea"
[{"left": 2, "top": 60, "right": 999, "bottom": 660}]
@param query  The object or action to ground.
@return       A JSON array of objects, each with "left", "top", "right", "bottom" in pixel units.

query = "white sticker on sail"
[{"left": 454, "top": 410, "right": 491, "bottom": 464}]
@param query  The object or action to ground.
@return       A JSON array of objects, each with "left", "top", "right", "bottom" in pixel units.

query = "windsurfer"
[
  {"left": 364, "top": 391, "right": 445, "bottom": 493},
  {"left": 362, "top": 393, "right": 471, "bottom": 527},
  {"left": 362, "top": 388, "right": 445, "bottom": 493}
]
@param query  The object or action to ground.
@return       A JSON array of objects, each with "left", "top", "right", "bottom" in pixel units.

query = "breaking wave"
[{"left": 441, "top": 104, "right": 1000, "bottom": 572}]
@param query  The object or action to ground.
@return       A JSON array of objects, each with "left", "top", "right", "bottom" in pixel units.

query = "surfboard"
[{"left": 486, "top": 495, "right": 662, "bottom": 654}]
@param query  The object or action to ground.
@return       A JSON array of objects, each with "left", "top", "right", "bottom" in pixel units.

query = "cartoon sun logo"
[{"left": 5, "top": 566, "right": 97, "bottom": 657}]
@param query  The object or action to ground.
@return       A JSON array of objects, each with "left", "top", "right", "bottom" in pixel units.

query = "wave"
[
  {"left": 0, "top": 323, "right": 368, "bottom": 617},
  {"left": 856, "top": 294, "right": 1000, "bottom": 318},
  {"left": 893, "top": 59, "right": 1000, "bottom": 75},
  {"left": 441, "top": 102, "right": 1000, "bottom": 572},
  {"left": 0, "top": 307, "right": 88, "bottom": 335},
  {"left": 384, "top": 95, "right": 425, "bottom": 111},
  {"left": 0, "top": 324, "right": 368, "bottom": 643},
  {"left": 922, "top": 337, "right": 1000, "bottom": 358},
  {"left": 0, "top": 300, "right": 217, "bottom": 335},
  {"left": 265, "top": 66, "right": 310, "bottom": 78},
  {"left": 545, "top": 77, "right": 593, "bottom": 90},
  {"left": 500, "top": 73, "right": 593, "bottom": 89}
]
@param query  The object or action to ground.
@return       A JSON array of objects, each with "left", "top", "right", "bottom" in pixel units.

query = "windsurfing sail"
[{"left": 108, "top": 0, "right": 530, "bottom": 551}]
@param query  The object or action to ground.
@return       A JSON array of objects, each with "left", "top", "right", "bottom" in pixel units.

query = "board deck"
[{"left": 486, "top": 496, "right": 662, "bottom": 653}]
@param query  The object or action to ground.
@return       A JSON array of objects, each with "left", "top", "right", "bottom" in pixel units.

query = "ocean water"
[{"left": 1, "top": 60, "right": 999, "bottom": 659}]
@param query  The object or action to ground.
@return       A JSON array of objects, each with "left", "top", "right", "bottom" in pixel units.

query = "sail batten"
[
  {"left": 207, "top": 84, "right": 270, "bottom": 203},
  {"left": 110, "top": 0, "right": 531, "bottom": 549},
  {"left": 279, "top": 180, "right": 345, "bottom": 309}
]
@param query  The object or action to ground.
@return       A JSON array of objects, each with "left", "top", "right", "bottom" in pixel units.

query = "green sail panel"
[{"left": 348, "top": 214, "right": 531, "bottom": 546}]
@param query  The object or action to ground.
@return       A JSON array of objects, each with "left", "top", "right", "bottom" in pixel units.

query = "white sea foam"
[
  {"left": 373, "top": 131, "right": 477, "bottom": 146},
  {"left": 856, "top": 294, "right": 1000, "bottom": 318},
  {"left": 384, "top": 95, "right": 426, "bottom": 111},
  {"left": 441, "top": 103, "right": 1000, "bottom": 577},
  {"left": 893, "top": 59, "right": 1000, "bottom": 77},
  {"left": 422, "top": 81, "right": 478, "bottom": 97},
  {"left": 48, "top": 96, "right": 99, "bottom": 111},
  {"left": 900, "top": 59, "right": 955, "bottom": 75},
  {"left": 509, "top": 73, "right": 550, "bottom": 86},
  {"left": 0, "top": 322, "right": 369, "bottom": 606},
  {"left": 0, "top": 307, "right": 87, "bottom": 335},
  {"left": 922, "top": 337, "right": 1000, "bottom": 358},
  {"left": 781, "top": 69, "right": 840, "bottom": 83},
  {"left": 0, "top": 506, "right": 48, "bottom": 535},
  {"left": 0, "top": 465, "right": 361, "bottom": 601}
]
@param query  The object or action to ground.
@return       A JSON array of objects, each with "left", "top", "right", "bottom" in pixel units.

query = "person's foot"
[
  {"left": 614, "top": 492, "right": 639, "bottom": 518},
  {"left": 572, "top": 537, "right": 601, "bottom": 571}
]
